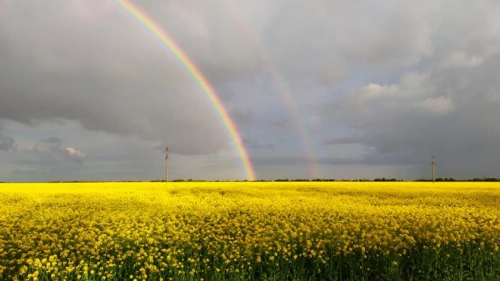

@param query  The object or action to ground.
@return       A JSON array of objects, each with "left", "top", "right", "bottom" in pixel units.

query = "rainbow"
[
  {"left": 114, "top": 0, "right": 256, "bottom": 181},
  {"left": 222, "top": 1, "right": 322, "bottom": 179}
]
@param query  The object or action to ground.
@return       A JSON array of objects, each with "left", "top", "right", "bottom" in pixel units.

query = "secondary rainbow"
[
  {"left": 114, "top": 0, "right": 256, "bottom": 181},
  {"left": 222, "top": 1, "right": 322, "bottom": 179}
]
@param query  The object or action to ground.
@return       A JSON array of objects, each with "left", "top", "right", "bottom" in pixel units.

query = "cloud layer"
[{"left": 1, "top": 0, "right": 500, "bottom": 180}]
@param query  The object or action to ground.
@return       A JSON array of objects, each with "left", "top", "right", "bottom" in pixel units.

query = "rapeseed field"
[{"left": 1, "top": 182, "right": 499, "bottom": 280}]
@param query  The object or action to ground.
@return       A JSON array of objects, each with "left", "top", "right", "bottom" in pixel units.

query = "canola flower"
[{"left": 1, "top": 182, "right": 500, "bottom": 280}]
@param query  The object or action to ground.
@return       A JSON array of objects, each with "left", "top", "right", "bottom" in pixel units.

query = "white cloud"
[
  {"left": 348, "top": 83, "right": 399, "bottom": 110},
  {"left": 45, "top": 142, "right": 86, "bottom": 165},
  {"left": 413, "top": 96, "right": 454, "bottom": 116},
  {"left": 64, "top": 147, "right": 84, "bottom": 158},
  {"left": 347, "top": 72, "right": 438, "bottom": 114},
  {"left": 441, "top": 52, "right": 484, "bottom": 68}
]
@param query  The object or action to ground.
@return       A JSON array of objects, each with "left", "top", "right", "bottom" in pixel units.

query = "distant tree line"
[
  {"left": 161, "top": 177, "right": 500, "bottom": 182},
  {"left": 4, "top": 178, "right": 499, "bottom": 183},
  {"left": 415, "top": 177, "right": 500, "bottom": 182}
]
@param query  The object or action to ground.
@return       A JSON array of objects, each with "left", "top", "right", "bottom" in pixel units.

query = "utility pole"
[
  {"left": 165, "top": 146, "right": 169, "bottom": 182},
  {"left": 431, "top": 156, "right": 436, "bottom": 183}
]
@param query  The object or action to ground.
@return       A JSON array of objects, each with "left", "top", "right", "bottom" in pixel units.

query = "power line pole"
[
  {"left": 431, "top": 156, "right": 436, "bottom": 183},
  {"left": 165, "top": 146, "right": 169, "bottom": 182}
]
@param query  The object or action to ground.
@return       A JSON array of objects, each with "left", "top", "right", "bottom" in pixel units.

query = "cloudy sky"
[{"left": 1, "top": 0, "right": 500, "bottom": 181}]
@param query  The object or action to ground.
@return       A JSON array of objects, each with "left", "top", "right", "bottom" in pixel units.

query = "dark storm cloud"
[
  {"left": 113, "top": 0, "right": 263, "bottom": 84},
  {"left": 0, "top": 0, "right": 233, "bottom": 156}
]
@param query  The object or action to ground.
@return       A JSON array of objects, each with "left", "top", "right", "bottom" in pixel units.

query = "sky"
[{"left": 1, "top": 0, "right": 500, "bottom": 181}]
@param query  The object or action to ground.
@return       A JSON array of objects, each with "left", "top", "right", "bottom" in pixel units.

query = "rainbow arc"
[{"left": 114, "top": 0, "right": 256, "bottom": 180}]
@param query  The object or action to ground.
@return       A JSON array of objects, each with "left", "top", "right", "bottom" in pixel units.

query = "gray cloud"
[
  {"left": 321, "top": 57, "right": 500, "bottom": 177},
  {"left": 243, "top": 139, "right": 275, "bottom": 151},
  {"left": 0, "top": 133, "right": 17, "bottom": 152},
  {"left": 35, "top": 138, "right": 87, "bottom": 165},
  {"left": 2, "top": 0, "right": 500, "bottom": 180},
  {"left": 324, "top": 136, "right": 363, "bottom": 146},
  {"left": 0, "top": 0, "right": 237, "bottom": 157},
  {"left": 52, "top": 146, "right": 85, "bottom": 165},
  {"left": 41, "top": 137, "right": 62, "bottom": 144},
  {"left": 311, "top": 0, "right": 500, "bottom": 179}
]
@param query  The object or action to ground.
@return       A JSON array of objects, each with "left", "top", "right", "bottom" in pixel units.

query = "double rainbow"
[{"left": 114, "top": 0, "right": 256, "bottom": 180}]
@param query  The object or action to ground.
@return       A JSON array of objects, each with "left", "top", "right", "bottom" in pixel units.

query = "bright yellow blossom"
[{"left": 0, "top": 182, "right": 499, "bottom": 280}]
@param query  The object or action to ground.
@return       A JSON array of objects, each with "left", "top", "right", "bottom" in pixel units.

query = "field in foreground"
[{"left": 1, "top": 182, "right": 500, "bottom": 281}]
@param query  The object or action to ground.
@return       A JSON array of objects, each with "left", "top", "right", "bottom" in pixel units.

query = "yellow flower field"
[{"left": 1, "top": 182, "right": 500, "bottom": 280}]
